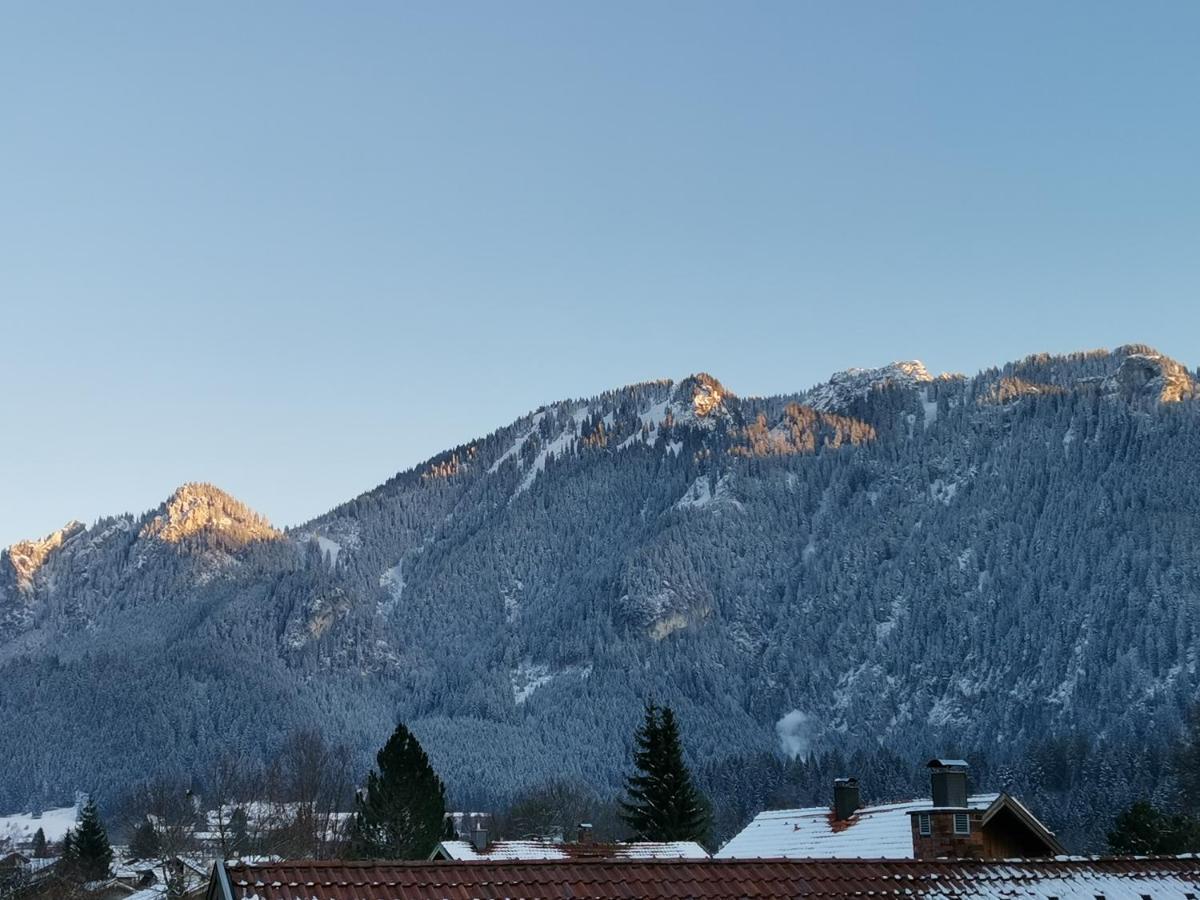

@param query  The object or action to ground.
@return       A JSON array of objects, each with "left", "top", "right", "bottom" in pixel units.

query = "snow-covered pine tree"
[
  {"left": 348, "top": 722, "right": 447, "bottom": 859},
  {"left": 60, "top": 828, "right": 76, "bottom": 874},
  {"left": 72, "top": 797, "right": 113, "bottom": 881},
  {"left": 31, "top": 827, "right": 47, "bottom": 858},
  {"left": 620, "top": 704, "right": 711, "bottom": 844},
  {"left": 1107, "top": 800, "right": 1200, "bottom": 854}
]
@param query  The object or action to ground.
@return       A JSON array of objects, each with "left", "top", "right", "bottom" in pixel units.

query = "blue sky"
[{"left": 2, "top": 2, "right": 1198, "bottom": 545}]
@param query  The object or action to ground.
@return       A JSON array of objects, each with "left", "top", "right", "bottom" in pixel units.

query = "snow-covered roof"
[
  {"left": 717, "top": 793, "right": 1001, "bottom": 859},
  {"left": 434, "top": 839, "right": 710, "bottom": 861},
  {"left": 215, "top": 856, "right": 1200, "bottom": 900}
]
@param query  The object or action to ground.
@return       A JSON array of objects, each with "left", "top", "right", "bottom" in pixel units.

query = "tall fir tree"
[
  {"left": 1108, "top": 801, "right": 1200, "bottom": 854},
  {"left": 1173, "top": 706, "right": 1200, "bottom": 808},
  {"left": 348, "top": 722, "right": 447, "bottom": 859},
  {"left": 72, "top": 796, "right": 114, "bottom": 881},
  {"left": 128, "top": 819, "right": 162, "bottom": 861},
  {"left": 620, "top": 704, "right": 711, "bottom": 844},
  {"left": 31, "top": 827, "right": 47, "bottom": 858}
]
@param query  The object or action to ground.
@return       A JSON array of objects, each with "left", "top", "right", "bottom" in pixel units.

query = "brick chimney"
[
  {"left": 910, "top": 758, "right": 983, "bottom": 859},
  {"left": 833, "top": 777, "right": 861, "bottom": 821},
  {"left": 578, "top": 822, "right": 594, "bottom": 844}
]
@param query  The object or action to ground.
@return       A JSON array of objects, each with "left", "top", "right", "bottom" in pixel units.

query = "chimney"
[
  {"left": 471, "top": 825, "right": 488, "bottom": 851},
  {"left": 578, "top": 822, "right": 594, "bottom": 844},
  {"left": 928, "top": 758, "right": 969, "bottom": 808},
  {"left": 832, "top": 777, "right": 861, "bottom": 821}
]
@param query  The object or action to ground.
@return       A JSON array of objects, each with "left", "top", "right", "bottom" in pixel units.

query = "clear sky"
[{"left": 2, "top": 2, "right": 1198, "bottom": 546}]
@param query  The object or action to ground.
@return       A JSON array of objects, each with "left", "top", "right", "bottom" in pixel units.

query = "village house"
[
  {"left": 718, "top": 759, "right": 1064, "bottom": 859},
  {"left": 431, "top": 820, "right": 708, "bottom": 861}
]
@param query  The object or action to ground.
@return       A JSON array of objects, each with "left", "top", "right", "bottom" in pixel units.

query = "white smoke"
[{"left": 775, "top": 709, "right": 814, "bottom": 759}]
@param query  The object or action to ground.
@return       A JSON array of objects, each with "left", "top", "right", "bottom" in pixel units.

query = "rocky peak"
[
  {"left": 139, "top": 483, "right": 279, "bottom": 546},
  {"left": 669, "top": 373, "right": 738, "bottom": 428},
  {"left": 805, "top": 361, "right": 934, "bottom": 412},
  {"left": 1102, "top": 348, "right": 1195, "bottom": 404},
  {"left": 4, "top": 521, "right": 85, "bottom": 588}
]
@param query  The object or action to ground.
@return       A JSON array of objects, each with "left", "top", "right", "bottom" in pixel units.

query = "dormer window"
[
  {"left": 953, "top": 813, "right": 970, "bottom": 835},
  {"left": 918, "top": 813, "right": 931, "bottom": 836}
]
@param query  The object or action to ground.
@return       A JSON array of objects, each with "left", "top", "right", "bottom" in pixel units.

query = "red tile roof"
[{"left": 212, "top": 855, "right": 1200, "bottom": 900}]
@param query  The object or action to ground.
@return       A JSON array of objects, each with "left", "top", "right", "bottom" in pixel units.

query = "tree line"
[{"left": 3, "top": 704, "right": 709, "bottom": 899}]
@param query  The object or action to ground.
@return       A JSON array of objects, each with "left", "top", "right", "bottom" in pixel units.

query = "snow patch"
[
  {"left": 514, "top": 407, "right": 592, "bottom": 496},
  {"left": 929, "top": 478, "right": 959, "bottom": 505},
  {"left": 674, "top": 474, "right": 741, "bottom": 511},
  {"left": 489, "top": 412, "right": 546, "bottom": 474},
  {"left": 315, "top": 536, "right": 341, "bottom": 565},
  {"left": 379, "top": 560, "right": 405, "bottom": 610},
  {"left": 510, "top": 661, "right": 592, "bottom": 705},
  {"left": 920, "top": 388, "right": 938, "bottom": 429},
  {"left": 876, "top": 596, "right": 906, "bottom": 639}
]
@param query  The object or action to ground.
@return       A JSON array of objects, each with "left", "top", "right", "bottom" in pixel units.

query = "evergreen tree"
[
  {"left": 1173, "top": 707, "right": 1200, "bottom": 808},
  {"left": 128, "top": 819, "right": 161, "bottom": 861},
  {"left": 620, "top": 704, "right": 711, "bottom": 844},
  {"left": 1107, "top": 801, "right": 1200, "bottom": 854},
  {"left": 348, "top": 722, "right": 446, "bottom": 859},
  {"left": 72, "top": 797, "right": 114, "bottom": 881},
  {"left": 31, "top": 827, "right": 47, "bottom": 858},
  {"left": 229, "top": 807, "right": 250, "bottom": 858}
]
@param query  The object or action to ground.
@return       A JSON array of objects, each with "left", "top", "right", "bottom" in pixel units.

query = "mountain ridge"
[
  {"left": 1, "top": 343, "right": 1197, "bottom": 852},
  {"left": 7, "top": 346, "right": 1191, "bottom": 554}
]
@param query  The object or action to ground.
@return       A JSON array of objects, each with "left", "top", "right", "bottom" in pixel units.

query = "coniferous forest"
[{"left": 2, "top": 345, "right": 1199, "bottom": 851}]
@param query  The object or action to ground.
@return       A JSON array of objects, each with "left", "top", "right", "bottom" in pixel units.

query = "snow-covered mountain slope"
[
  {"left": 802, "top": 361, "right": 936, "bottom": 412},
  {"left": 1, "top": 344, "right": 1198, "bottom": 852}
]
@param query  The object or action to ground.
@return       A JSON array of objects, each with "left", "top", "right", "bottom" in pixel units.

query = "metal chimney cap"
[
  {"left": 833, "top": 777, "right": 859, "bottom": 785},
  {"left": 927, "top": 758, "right": 969, "bottom": 769}
]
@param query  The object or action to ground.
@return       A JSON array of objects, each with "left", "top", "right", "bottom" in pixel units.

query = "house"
[
  {"left": 206, "top": 855, "right": 1200, "bottom": 900},
  {"left": 430, "top": 818, "right": 709, "bottom": 861},
  {"left": 430, "top": 836, "right": 709, "bottom": 861},
  {"left": 718, "top": 759, "right": 1064, "bottom": 859},
  {"left": 0, "top": 853, "right": 59, "bottom": 897}
]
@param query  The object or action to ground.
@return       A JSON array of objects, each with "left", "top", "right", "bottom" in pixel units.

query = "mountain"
[{"left": 2, "top": 344, "right": 1199, "bottom": 849}]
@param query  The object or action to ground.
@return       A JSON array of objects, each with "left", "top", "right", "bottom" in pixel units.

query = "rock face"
[
  {"left": 669, "top": 373, "right": 740, "bottom": 429},
  {"left": 804, "top": 361, "right": 935, "bottom": 413},
  {"left": 138, "top": 483, "right": 280, "bottom": 546},
  {"left": 982, "top": 377, "right": 1067, "bottom": 405},
  {"left": 5, "top": 522, "right": 85, "bottom": 589},
  {"left": 0, "top": 345, "right": 1198, "bottom": 854},
  {"left": 1102, "top": 349, "right": 1196, "bottom": 404}
]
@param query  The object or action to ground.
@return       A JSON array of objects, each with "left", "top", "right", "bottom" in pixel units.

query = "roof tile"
[{"left": 218, "top": 857, "right": 1200, "bottom": 900}]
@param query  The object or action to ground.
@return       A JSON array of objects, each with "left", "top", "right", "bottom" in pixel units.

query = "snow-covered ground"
[
  {"left": 509, "top": 660, "right": 592, "bottom": 705},
  {"left": 0, "top": 803, "right": 78, "bottom": 844}
]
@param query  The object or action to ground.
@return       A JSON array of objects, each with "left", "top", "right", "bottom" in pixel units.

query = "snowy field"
[{"left": 0, "top": 804, "right": 78, "bottom": 845}]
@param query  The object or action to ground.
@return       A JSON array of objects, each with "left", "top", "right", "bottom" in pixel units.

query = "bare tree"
[
  {"left": 257, "top": 729, "right": 355, "bottom": 859},
  {"left": 121, "top": 777, "right": 202, "bottom": 898},
  {"left": 497, "top": 780, "right": 616, "bottom": 842},
  {"left": 204, "top": 755, "right": 256, "bottom": 861}
]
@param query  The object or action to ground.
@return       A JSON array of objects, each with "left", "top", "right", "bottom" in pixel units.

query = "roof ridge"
[{"left": 228, "top": 854, "right": 1200, "bottom": 869}]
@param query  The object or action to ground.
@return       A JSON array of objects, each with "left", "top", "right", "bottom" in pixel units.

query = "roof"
[
  {"left": 431, "top": 838, "right": 709, "bottom": 860},
  {"left": 717, "top": 793, "right": 1002, "bottom": 859},
  {"left": 210, "top": 855, "right": 1200, "bottom": 900}
]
